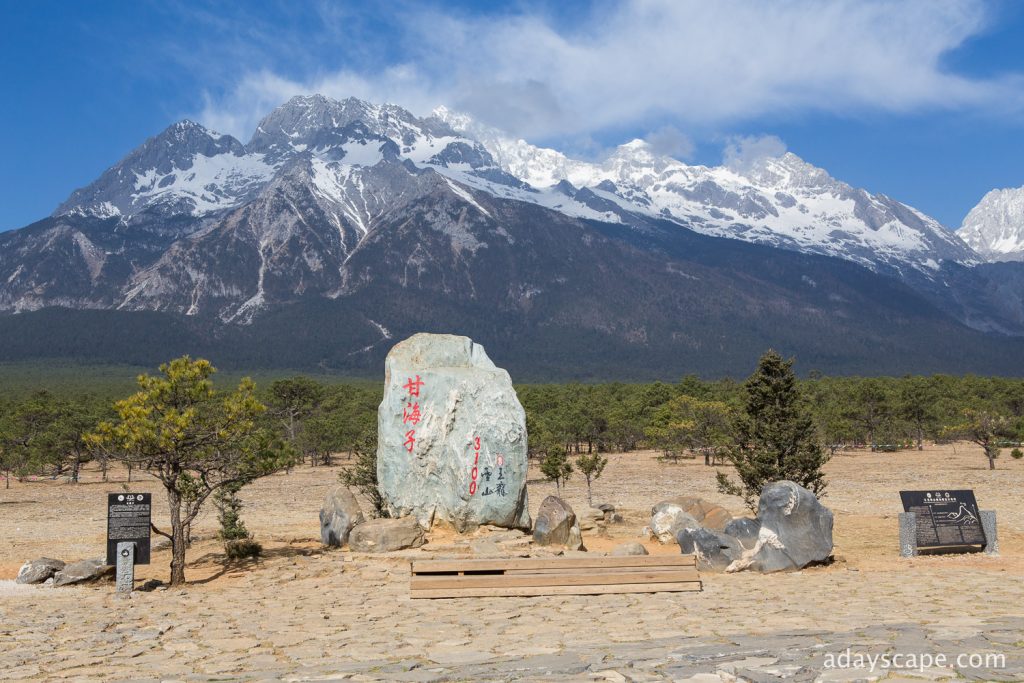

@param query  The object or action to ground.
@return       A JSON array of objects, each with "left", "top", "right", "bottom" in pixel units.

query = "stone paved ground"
[
  {"left": 2, "top": 552, "right": 1023, "bottom": 682},
  {"left": 2, "top": 445, "right": 1022, "bottom": 682}
]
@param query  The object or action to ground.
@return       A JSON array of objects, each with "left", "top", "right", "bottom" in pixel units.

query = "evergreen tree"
[
  {"left": 87, "top": 357, "right": 294, "bottom": 585},
  {"left": 945, "top": 409, "right": 1011, "bottom": 470},
  {"left": 338, "top": 432, "right": 388, "bottom": 517},
  {"left": 899, "top": 376, "right": 938, "bottom": 450},
  {"left": 576, "top": 453, "right": 608, "bottom": 507},
  {"left": 214, "top": 483, "right": 262, "bottom": 560},
  {"left": 716, "top": 350, "right": 830, "bottom": 510},
  {"left": 539, "top": 445, "right": 573, "bottom": 493}
]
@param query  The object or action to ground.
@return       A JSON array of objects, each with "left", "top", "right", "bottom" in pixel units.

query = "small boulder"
[
  {"left": 655, "top": 496, "right": 733, "bottom": 532},
  {"left": 677, "top": 527, "right": 743, "bottom": 572},
  {"left": 723, "top": 517, "right": 761, "bottom": 550},
  {"left": 729, "top": 481, "right": 834, "bottom": 573},
  {"left": 650, "top": 502, "right": 700, "bottom": 543},
  {"left": 582, "top": 507, "right": 605, "bottom": 521},
  {"left": 533, "top": 496, "right": 584, "bottom": 551},
  {"left": 596, "top": 503, "right": 618, "bottom": 523},
  {"left": 53, "top": 559, "right": 113, "bottom": 586},
  {"left": 611, "top": 542, "right": 649, "bottom": 556},
  {"left": 348, "top": 517, "right": 426, "bottom": 553},
  {"left": 320, "top": 487, "right": 365, "bottom": 547},
  {"left": 16, "top": 557, "right": 65, "bottom": 585}
]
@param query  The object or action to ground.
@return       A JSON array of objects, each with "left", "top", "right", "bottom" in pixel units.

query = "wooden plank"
[
  {"left": 410, "top": 581, "right": 702, "bottom": 599},
  {"left": 411, "top": 569, "right": 700, "bottom": 590},
  {"left": 412, "top": 555, "right": 696, "bottom": 574},
  {"left": 502, "top": 566, "right": 691, "bottom": 575}
]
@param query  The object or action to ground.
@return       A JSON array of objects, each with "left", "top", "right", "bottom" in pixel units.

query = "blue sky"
[{"left": 2, "top": 0, "right": 1023, "bottom": 231}]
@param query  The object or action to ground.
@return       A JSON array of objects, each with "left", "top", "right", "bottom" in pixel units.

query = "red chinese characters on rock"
[
  {"left": 402, "top": 375, "right": 425, "bottom": 454},
  {"left": 469, "top": 436, "right": 481, "bottom": 495}
]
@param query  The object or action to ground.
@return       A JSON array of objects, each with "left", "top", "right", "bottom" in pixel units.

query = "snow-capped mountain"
[
  {"left": 959, "top": 186, "right": 1024, "bottom": 262},
  {"left": 434, "top": 107, "right": 977, "bottom": 276},
  {"left": 55, "top": 120, "right": 275, "bottom": 220},
  {"left": 2, "top": 93, "right": 1024, "bottom": 377}
]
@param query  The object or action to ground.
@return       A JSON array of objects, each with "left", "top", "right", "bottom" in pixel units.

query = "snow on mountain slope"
[
  {"left": 959, "top": 186, "right": 1024, "bottom": 262},
  {"left": 434, "top": 107, "right": 977, "bottom": 275},
  {"left": 55, "top": 95, "right": 976, "bottom": 279},
  {"left": 55, "top": 121, "right": 277, "bottom": 220}
]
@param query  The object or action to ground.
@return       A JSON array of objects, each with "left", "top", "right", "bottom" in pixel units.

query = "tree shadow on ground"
[{"left": 186, "top": 542, "right": 327, "bottom": 585}]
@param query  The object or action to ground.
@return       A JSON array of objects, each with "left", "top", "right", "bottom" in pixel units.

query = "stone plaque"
[
  {"left": 106, "top": 493, "right": 151, "bottom": 565},
  {"left": 899, "top": 490, "right": 986, "bottom": 548}
]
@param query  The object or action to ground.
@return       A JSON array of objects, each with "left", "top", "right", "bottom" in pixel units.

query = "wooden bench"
[{"left": 410, "top": 554, "right": 701, "bottom": 598}]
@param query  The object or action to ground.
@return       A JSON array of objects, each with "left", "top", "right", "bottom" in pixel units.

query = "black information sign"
[
  {"left": 106, "top": 492, "right": 152, "bottom": 565},
  {"left": 899, "top": 490, "right": 986, "bottom": 548}
]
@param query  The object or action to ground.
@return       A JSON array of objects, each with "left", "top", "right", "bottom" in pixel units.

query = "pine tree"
[
  {"left": 87, "top": 356, "right": 294, "bottom": 585},
  {"left": 338, "top": 432, "right": 388, "bottom": 517},
  {"left": 576, "top": 453, "right": 608, "bottom": 507},
  {"left": 539, "top": 445, "right": 573, "bottom": 493},
  {"left": 214, "top": 483, "right": 262, "bottom": 560},
  {"left": 716, "top": 350, "right": 830, "bottom": 510}
]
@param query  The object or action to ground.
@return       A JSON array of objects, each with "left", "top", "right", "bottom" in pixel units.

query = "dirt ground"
[{"left": 1, "top": 443, "right": 1023, "bottom": 681}]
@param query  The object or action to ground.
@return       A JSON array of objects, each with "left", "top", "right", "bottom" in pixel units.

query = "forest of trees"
[{"left": 2, "top": 361, "right": 1024, "bottom": 488}]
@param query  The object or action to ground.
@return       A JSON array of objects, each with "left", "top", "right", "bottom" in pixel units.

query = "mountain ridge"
[
  {"left": 959, "top": 185, "right": 1024, "bottom": 262},
  {"left": 1, "top": 94, "right": 1023, "bottom": 377}
]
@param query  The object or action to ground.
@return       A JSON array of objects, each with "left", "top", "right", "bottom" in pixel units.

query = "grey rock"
[
  {"left": 348, "top": 517, "right": 426, "bottom": 553},
  {"left": 724, "top": 517, "right": 762, "bottom": 549},
  {"left": 582, "top": 507, "right": 605, "bottom": 521},
  {"left": 53, "top": 559, "right": 113, "bottom": 586},
  {"left": 533, "top": 496, "right": 584, "bottom": 550},
  {"left": 610, "top": 542, "right": 649, "bottom": 556},
  {"left": 676, "top": 527, "right": 744, "bottom": 571},
  {"left": 596, "top": 503, "right": 618, "bottom": 523},
  {"left": 732, "top": 480, "right": 834, "bottom": 573},
  {"left": 376, "top": 334, "right": 531, "bottom": 532},
  {"left": 319, "top": 486, "right": 365, "bottom": 547},
  {"left": 899, "top": 511, "right": 918, "bottom": 558},
  {"left": 16, "top": 557, "right": 65, "bottom": 585},
  {"left": 980, "top": 509, "right": 998, "bottom": 555}
]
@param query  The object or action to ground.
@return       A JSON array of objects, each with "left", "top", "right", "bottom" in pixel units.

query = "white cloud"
[
  {"left": 644, "top": 126, "right": 696, "bottom": 161},
  {"left": 195, "top": 0, "right": 1024, "bottom": 146},
  {"left": 723, "top": 135, "right": 788, "bottom": 172}
]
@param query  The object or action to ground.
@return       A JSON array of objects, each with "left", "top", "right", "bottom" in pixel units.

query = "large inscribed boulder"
[{"left": 377, "top": 334, "right": 531, "bottom": 532}]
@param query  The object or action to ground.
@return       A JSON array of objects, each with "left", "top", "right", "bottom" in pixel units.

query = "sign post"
[
  {"left": 898, "top": 490, "right": 995, "bottom": 557},
  {"left": 107, "top": 493, "right": 152, "bottom": 595}
]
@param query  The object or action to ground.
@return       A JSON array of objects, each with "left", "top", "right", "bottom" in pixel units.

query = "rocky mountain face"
[
  {"left": 0, "top": 94, "right": 1022, "bottom": 376},
  {"left": 434, "top": 108, "right": 978, "bottom": 277},
  {"left": 959, "top": 186, "right": 1024, "bottom": 262}
]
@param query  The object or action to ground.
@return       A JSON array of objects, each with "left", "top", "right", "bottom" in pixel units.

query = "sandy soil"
[{"left": 1, "top": 443, "right": 1022, "bottom": 681}]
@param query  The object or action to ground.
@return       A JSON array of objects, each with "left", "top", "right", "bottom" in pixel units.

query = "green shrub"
[
  {"left": 338, "top": 432, "right": 387, "bottom": 517},
  {"left": 224, "top": 538, "right": 262, "bottom": 560}
]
